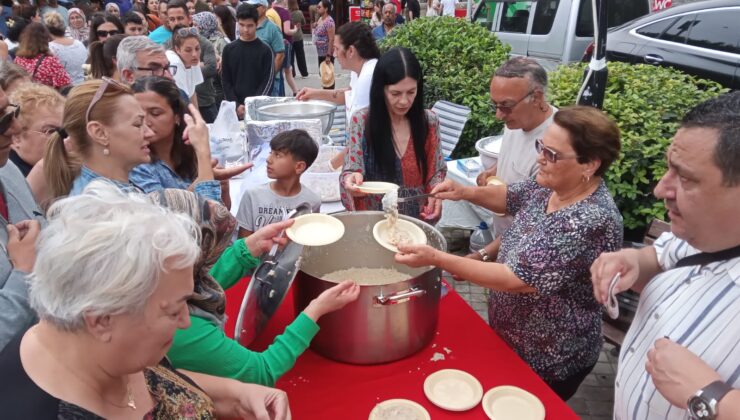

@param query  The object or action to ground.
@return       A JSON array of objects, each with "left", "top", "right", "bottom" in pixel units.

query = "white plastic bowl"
[{"left": 475, "top": 135, "right": 504, "bottom": 169}]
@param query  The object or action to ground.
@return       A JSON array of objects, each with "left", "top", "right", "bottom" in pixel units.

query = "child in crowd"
[{"left": 237, "top": 129, "right": 321, "bottom": 237}]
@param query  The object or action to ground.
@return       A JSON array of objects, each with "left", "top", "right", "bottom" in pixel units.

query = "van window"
[
  {"left": 531, "top": 0, "right": 560, "bottom": 35},
  {"left": 660, "top": 14, "right": 695, "bottom": 44},
  {"left": 576, "top": 0, "right": 650, "bottom": 37},
  {"left": 685, "top": 10, "right": 740, "bottom": 54},
  {"left": 499, "top": 1, "right": 532, "bottom": 33},
  {"left": 635, "top": 17, "right": 677, "bottom": 39},
  {"left": 474, "top": 0, "right": 498, "bottom": 31}
]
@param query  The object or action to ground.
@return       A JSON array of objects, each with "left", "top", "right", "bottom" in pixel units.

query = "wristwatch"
[
  {"left": 477, "top": 248, "right": 490, "bottom": 262},
  {"left": 687, "top": 380, "right": 734, "bottom": 420}
]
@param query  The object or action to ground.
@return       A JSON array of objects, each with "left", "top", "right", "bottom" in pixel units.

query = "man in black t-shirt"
[{"left": 221, "top": 3, "right": 275, "bottom": 119}]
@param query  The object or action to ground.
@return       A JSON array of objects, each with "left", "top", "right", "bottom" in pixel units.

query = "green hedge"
[
  {"left": 381, "top": 17, "right": 511, "bottom": 158},
  {"left": 548, "top": 62, "right": 728, "bottom": 230}
]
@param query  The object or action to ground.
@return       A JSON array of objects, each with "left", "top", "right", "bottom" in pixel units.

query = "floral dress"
[
  {"left": 312, "top": 16, "right": 334, "bottom": 57},
  {"left": 14, "top": 54, "right": 72, "bottom": 89},
  {"left": 340, "top": 109, "right": 447, "bottom": 219},
  {"left": 491, "top": 178, "right": 623, "bottom": 382}
]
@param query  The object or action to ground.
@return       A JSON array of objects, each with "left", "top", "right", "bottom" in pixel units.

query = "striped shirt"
[{"left": 614, "top": 232, "right": 740, "bottom": 419}]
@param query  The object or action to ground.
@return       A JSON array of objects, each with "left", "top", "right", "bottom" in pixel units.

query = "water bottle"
[{"left": 469, "top": 222, "right": 494, "bottom": 255}]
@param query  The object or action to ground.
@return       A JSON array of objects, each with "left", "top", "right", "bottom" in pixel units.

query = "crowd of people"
[{"left": 0, "top": 0, "right": 738, "bottom": 418}]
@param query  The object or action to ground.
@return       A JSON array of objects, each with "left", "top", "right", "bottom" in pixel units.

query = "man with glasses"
[
  {"left": 470, "top": 57, "right": 556, "bottom": 264},
  {"left": 0, "top": 85, "right": 45, "bottom": 352},
  {"left": 117, "top": 36, "right": 177, "bottom": 84}
]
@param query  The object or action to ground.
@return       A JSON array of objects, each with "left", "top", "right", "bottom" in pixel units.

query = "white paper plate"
[
  {"left": 485, "top": 176, "right": 506, "bottom": 216},
  {"left": 486, "top": 176, "right": 506, "bottom": 187},
  {"left": 368, "top": 399, "right": 431, "bottom": 420},
  {"left": 357, "top": 181, "right": 400, "bottom": 194},
  {"left": 482, "top": 386, "right": 545, "bottom": 420},
  {"left": 423, "top": 369, "right": 483, "bottom": 412},
  {"left": 285, "top": 214, "right": 345, "bottom": 246},
  {"left": 373, "top": 219, "right": 427, "bottom": 253}
]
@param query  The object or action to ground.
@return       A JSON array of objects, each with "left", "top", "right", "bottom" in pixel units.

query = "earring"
[
  {"left": 103, "top": 147, "right": 110, "bottom": 156},
  {"left": 582, "top": 174, "right": 591, "bottom": 183}
]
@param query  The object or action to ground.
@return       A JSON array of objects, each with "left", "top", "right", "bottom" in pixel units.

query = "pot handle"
[{"left": 374, "top": 287, "right": 426, "bottom": 305}]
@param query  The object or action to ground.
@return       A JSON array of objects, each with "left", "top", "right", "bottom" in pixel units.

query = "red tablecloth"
[{"left": 225, "top": 281, "right": 577, "bottom": 420}]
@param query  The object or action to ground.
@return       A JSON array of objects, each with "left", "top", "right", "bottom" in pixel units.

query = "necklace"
[{"left": 34, "top": 330, "right": 137, "bottom": 411}]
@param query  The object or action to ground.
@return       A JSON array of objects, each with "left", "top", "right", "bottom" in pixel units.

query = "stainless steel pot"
[
  {"left": 293, "top": 212, "right": 447, "bottom": 364},
  {"left": 256, "top": 100, "right": 336, "bottom": 135}
]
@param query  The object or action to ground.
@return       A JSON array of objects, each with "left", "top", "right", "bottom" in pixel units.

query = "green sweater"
[{"left": 167, "top": 239, "right": 320, "bottom": 387}]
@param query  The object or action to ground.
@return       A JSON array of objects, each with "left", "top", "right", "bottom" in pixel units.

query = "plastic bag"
[{"left": 211, "top": 100, "right": 248, "bottom": 176}]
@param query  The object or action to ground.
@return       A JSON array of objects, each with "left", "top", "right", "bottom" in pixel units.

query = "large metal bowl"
[{"left": 256, "top": 100, "right": 336, "bottom": 135}]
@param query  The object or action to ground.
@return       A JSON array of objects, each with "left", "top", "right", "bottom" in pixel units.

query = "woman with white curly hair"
[{"left": 0, "top": 182, "right": 291, "bottom": 419}]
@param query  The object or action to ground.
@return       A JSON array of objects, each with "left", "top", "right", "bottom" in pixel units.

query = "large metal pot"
[
  {"left": 293, "top": 212, "right": 447, "bottom": 364},
  {"left": 256, "top": 100, "right": 336, "bottom": 135}
]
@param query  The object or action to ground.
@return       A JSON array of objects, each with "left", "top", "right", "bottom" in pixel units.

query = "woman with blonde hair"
[
  {"left": 45, "top": 12, "right": 87, "bottom": 85},
  {"left": 44, "top": 78, "right": 155, "bottom": 198},
  {"left": 13, "top": 22, "right": 72, "bottom": 89},
  {"left": 9, "top": 83, "right": 65, "bottom": 177}
]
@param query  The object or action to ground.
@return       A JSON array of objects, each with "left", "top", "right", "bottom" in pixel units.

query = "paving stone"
[
  {"left": 591, "top": 361, "right": 615, "bottom": 375},
  {"left": 585, "top": 400, "right": 615, "bottom": 416},
  {"left": 576, "top": 385, "right": 615, "bottom": 403},
  {"left": 566, "top": 397, "right": 589, "bottom": 415}
]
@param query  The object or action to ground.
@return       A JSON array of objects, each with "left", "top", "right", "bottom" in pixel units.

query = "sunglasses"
[
  {"left": 85, "top": 77, "right": 128, "bottom": 123},
  {"left": 96, "top": 29, "right": 119, "bottom": 38},
  {"left": 176, "top": 27, "right": 199, "bottom": 37},
  {"left": 490, "top": 90, "right": 533, "bottom": 114},
  {"left": 136, "top": 64, "right": 178, "bottom": 76},
  {"left": 535, "top": 138, "right": 578, "bottom": 163},
  {"left": 0, "top": 104, "right": 20, "bottom": 136}
]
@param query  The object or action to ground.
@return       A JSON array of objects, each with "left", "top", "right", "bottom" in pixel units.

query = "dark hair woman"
[
  {"left": 14, "top": 22, "right": 72, "bottom": 89},
  {"left": 398, "top": 105, "right": 623, "bottom": 401},
  {"left": 88, "top": 33, "right": 126, "bottom": 79},
  {"left": 88, "top": 12, "right": 124, "bottom": 44},
  {"left": 340, "top": 47, "right": 445, "bottom": 222},
  {"left": 312, "top": 0, "right": 334, "bottom": 72},
  {"left": 213, "top": 5, "right": 236, "bottom": 42},
  {"left": 129, "top": 76, "right": 221, "bottom": 202}
]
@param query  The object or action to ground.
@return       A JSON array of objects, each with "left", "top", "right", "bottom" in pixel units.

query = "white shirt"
[
  {"left": 491, "top": 107, "right": 555, "bottom": 236},
  {"left": 344, "top": 58, "right": 377, "bottom": 121},
  {"left": 614, "top": 232, "right": 740, "bottom": 420},
  {"left": 166, "top": 50, "right": 204, "bottom": 99},
  {"left": 441, "top": 0, "right": 456, "bottom": 16}
]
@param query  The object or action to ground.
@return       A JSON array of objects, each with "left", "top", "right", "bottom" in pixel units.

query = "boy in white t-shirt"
[
  {"left": 166, "top": 25, "right": 203, "bottom": 106},
  {"left": 236, "top": 129, "right": 321, "bottom": 237}
]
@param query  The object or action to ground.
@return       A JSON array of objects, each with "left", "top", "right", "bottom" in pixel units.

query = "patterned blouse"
[
  {"left": 14, "top": 54, "right": 72, "bottom": 90},
  {"left": 340, "top": 109, "right": 447, "bottom": 219},
  {"left": 57, "top": 360, "right": 215, "bottom": 419},
  {"left": 312, "top": 16, "right": 334, "bottom": 57},
  {"left": 490, "top": 178, "right": 623, "bottom": 382}
]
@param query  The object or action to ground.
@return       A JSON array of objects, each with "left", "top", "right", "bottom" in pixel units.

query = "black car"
[{"left": 586, "top": 0, "right": 740, "bottom": 89}]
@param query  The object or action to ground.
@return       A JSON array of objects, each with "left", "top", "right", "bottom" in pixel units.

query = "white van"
[{"left": 472, "top": 0, "right": 695, "bottom": 69}]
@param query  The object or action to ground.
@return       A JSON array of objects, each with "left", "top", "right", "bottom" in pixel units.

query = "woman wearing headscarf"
[
  {"left": 192, "top": 11, "right": 228, "bottom": 103},
  {"left": 153, "top": 188, "right": 361, "bottom": 387},
  {"left": 65, "top": 8, "right": 89, "bottom": 44}
]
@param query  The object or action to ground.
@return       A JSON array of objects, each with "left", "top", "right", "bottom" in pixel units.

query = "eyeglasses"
[
  {"left": 85, "top": 77, "right": 128, "bottom": 123},
  {"left": 136, "top": 64, "right": 178, "bottom": 76},
  {"left": 96, "top": 29, "right": 119, "bottom": 38},
  {"left": 176, "top": 27, "right": 199, "bottom": 37},
  {"left": 535, "top": 138, "right": 578, "bottom": 163},
  {"left": 490, "top": 90, "right": 533, "bottom": 114},
  {"left": 0, "top": 104, "right": 20, "bottom": 136}
]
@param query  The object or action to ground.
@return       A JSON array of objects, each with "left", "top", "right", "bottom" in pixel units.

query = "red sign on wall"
[
  {"left": 349, "top": 6, "right": 363, "bottom": 22},
  {"left": 652, "top": 0, "right": 672, "bottom": 11}
]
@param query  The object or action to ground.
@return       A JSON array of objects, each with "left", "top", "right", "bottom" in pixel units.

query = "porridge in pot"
[{"left": 322, "top": 267, "right": 411, "bottom": 285}]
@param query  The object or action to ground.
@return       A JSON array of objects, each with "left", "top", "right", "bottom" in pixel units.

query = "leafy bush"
[
  {"left": 549, "top": 62, "right": 728, "bottom": 230},
  {"left": 381, "top": 17, "right": 510, "bottom": 158}
]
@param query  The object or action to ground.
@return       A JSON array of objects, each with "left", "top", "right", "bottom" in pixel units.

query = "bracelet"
[{"left": 477, "top": 248, "right": 490, "bottom": 262}]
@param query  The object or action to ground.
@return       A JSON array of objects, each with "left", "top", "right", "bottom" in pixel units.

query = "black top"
[
  {"left": 221, "top": 38, "right": 275, "bottom": 106},
  {"left": 0, "top": 333, "right": 216, "bottom": 419},
  {"left": 9, "top": 151, "right": 32, "bottom": 178}
]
